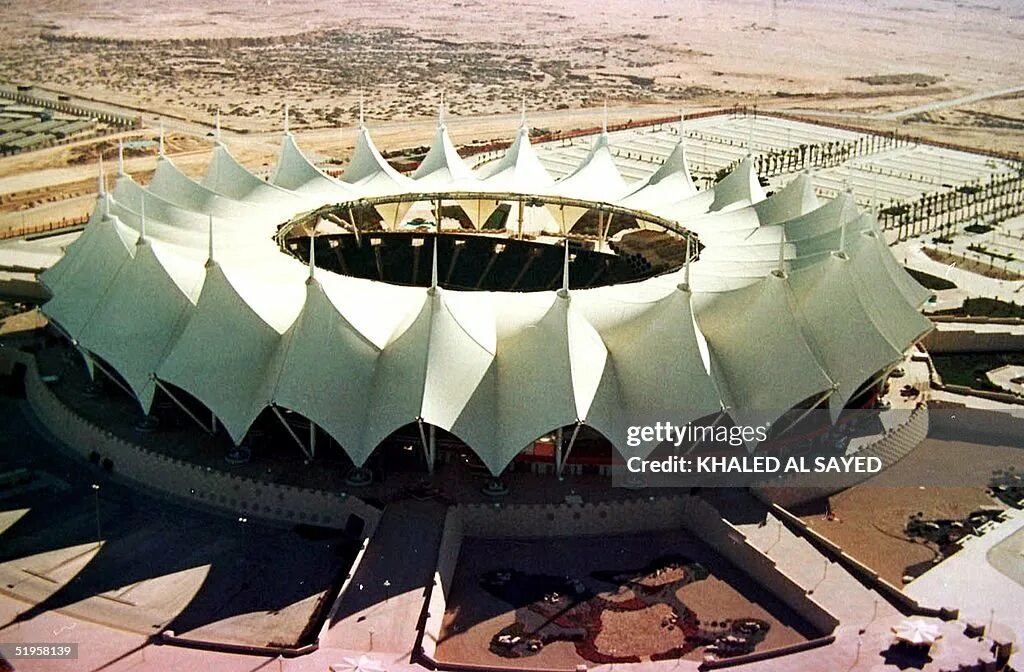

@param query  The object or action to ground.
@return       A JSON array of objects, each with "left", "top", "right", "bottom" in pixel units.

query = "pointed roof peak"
[
  {"left": 775, "top": 231, "right": 786, "bottom": 277},
  {"left": 601, "top": 100, "right": 609, "bottom": 136},
  {"left": 206, "top": 213, "right": 216, "bottom": 268},
  {"left": 677, "top": 235, "right": 693, "bottom": 292},
  {"left": 97, "top": 154, "right": 105, "bottom": 196},
  {"left": 557, "top": 238, "right": 571, "bottom": 299},
  {"left": 214, "top": 108, "right": 222, "bottom": 142},
  {"left": 138, "top": 194, "right": 147, "bottom": 245},
  {"left": 358, "top": 91, "right": 365, "bottom": 129},
  {"left": 428, "top": 236, "right": 439, "bottom": 295},
  {"left": 519, "top": 97, "right": 528, "bottom": 131},
  {"left": 307, "top": 230, "right": 317, "bottom": 283},
  {"left": 438, "top": 91, "right": 447, "bottom": 128}
]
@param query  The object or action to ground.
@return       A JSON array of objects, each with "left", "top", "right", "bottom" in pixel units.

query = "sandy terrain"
[
  {"left": 799, "top": 437, "right": 1024, "bottom": 586},
  {"left": 1, "top": 0, "right": 1021, "bottom": 131},
  {"left": 0, "top": 0, "right": 1021, "bottom": 233}
]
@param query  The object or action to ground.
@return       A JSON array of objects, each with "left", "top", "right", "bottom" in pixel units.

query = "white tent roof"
[
  {"left": 478, "top": 123, "right": 554, "bottom": 193},
  {"left": 412, "top": 122, "right": 478, "bottom": 190},
  {"left": 343, "top": 125, "right": 415, "bottom": 195},
  {"left": 42, "top": 212, "right": 137, "bottom": 336},
  {"left": 752, "top": 171, "right": 819, "bottom": 226},
  {"left": 710, "top": 156, "right": 766, "bottom": 212},
  {"left": 358, "top": 285, "right": 498, "bottom": 464},
  {"left": 785, "top": 252, "right": 903, "bottom": 420},
  {"left": 41, "top": 116, "right": 931, "bottom": 475},
  {"left": 272, "top": 133, "right": 358, "bottom": 202},
  {"left": 847, "top": 232, "right": 933, "bottom": 348},
  {"left": 619, "top": 139, "right": 697, "bottom": 211},
  {"left": 586, "top": 286, "right": 723, "bottom": 457},
  {"left": 156, "top": 262, "right": 284, "bottom": 444},
  {"left": 694, "top": 272, "right": 834, "bottom": 426},
  {"left": 263, "top": 274, "right": 381, "bottom": 459},
  {"left": 491, "top": 292, "right": 608, "bottom": 472},
  {"left": 551, "top": 131, "right": 630, "bottom": 202},
  {"left": 892, "top": 619, "right": 943, "bottom": 646},
  {"left": 202, "top": 143, "right": 303, "bottom": 208},
  {"left": 38, "top": 197, "right": 108, "bottom": 296},
  {"left": 76, "top": 238, "right": 200, "bottom": 411},
  {"left": 649, "top": 157, "right": 765, "bottom": 227}
]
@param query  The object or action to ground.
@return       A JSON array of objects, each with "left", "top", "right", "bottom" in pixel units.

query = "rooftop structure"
[{"left": 39, "top": 103, "right": 932, "bottom": 478}]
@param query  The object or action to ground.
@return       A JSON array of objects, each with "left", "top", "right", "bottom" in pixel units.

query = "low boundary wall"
[
  {"left": 20, "top": 354, "right": 382, "bottom": 535},
  {"left": 762, "top": 501, "right": 958, "bottom": 621},
  {"left": 925, "top": 324, "right": 1024, "bottom": 353}
]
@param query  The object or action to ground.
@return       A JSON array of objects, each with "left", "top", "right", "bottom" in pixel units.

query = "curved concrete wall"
[{"left": 22, "top": 356, "right": 381, "bottom": 534}]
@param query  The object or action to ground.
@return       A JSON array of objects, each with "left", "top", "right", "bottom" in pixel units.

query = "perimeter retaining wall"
[
  {"left": 763, "top": 502, "right": 957, "bottom": 620},
  {"left": 924, "top": 323, "right": 1024, "bottom": 353},
  {"left": 20, "top": 355, "right": 382, "bottom": 534}
]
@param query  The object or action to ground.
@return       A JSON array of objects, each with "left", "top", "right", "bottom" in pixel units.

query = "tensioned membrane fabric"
[{"left": 40, "top": 113, "right": 932, "bottom": 475}]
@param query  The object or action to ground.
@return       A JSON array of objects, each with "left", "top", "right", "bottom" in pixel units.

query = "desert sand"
[{"left": 1, "top": 0, "right": 1021, "bottom": 231}]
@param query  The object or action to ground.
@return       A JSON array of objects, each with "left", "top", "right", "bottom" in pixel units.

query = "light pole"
[
  {"left": 91, "top": 483, "right": 101, "bottom": 547},
  {"left": 383, "top": 579, "right": 391, "bottom": 604}
]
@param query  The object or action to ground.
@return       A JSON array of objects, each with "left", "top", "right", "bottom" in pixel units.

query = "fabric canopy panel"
[
  {"left": 148, "top": 156, "right": 264, "bottom": 221},
  {"left": 353, "top": 285, "right": 497, "bottom": 464},
  {"left": 587, "top": 286, "right": 723, "bottom": 458},
  {"left": 543, "top": 203, "right": 591, "bottom": 234},
  {"left": 694, "top": 272, "right": 834, "bottom": 436},
  {"left": 710, "top": 157, "right": 766, "bottom": 212},
  {"left": 419, "top": 290, "right": 497, "bottom": 449},
  {"left": 342, "top": 126, "right": 414, "bottom": 195},
  {"left": 76, "top": 239, "right": 200, "bottom": 411},
  {"left": 203, "top": 144, "right": 302, "bottom": 209},
  {"left": 491, "top": 293, "right": 608, "bottom": 473},
  {"left": 785, "top": 253, "right": 903, "bottom": 420},
  {"left": 264, "top": 276, "right": 381, "bottom": 460},
  {"left": 620, "top": 140, "right": 697, "bottom": 212},
  {"left": 848, "top": 232, "right": 933, "bottom": 348},
  {"left": 156, "top": 263, "right": 283, "bottom": 444},
  {"left": 272, "top": 133, "right": 358, "bottom": 202},
  {"left": 752, "top": 172, "right": 819, "bottom": 226},
  {"left": 551, "top": 133, "right": 630, "bottom": 202},
  {"left": 412, "top": 124, "right": 478, "bottom": 190},
  {"left": 454, "top": 198, "right": 502, "bottom": 231},
  {"left": 42, "top": 213, "right": 137, "bottom": 337},
  {"left": 112, "top": 177, "right": 218, "bottom": 233},
  {"left": 374, "top": 201, "right": 415, "bottom": 231},
  {"left": 478, "top": 124, "right": 554, "bottom": 193},
  {"left": 38, "top": 200, "right": 109, "bottom": 296},
  {"left": 39, "top": 111, "right": 933, "bottom": 476}
]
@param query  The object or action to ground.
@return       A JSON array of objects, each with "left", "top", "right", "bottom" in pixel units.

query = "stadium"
[
  {"left": 37, "top": 102, "right": 933, "bottom": 490},
  {"left": 20, "top": 95, "right": 1024, "bottom": 672}
]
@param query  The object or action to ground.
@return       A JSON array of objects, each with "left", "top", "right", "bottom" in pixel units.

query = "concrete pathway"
[{"left": 906, "top": 508, "right": 1024, "bottom": 670}]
